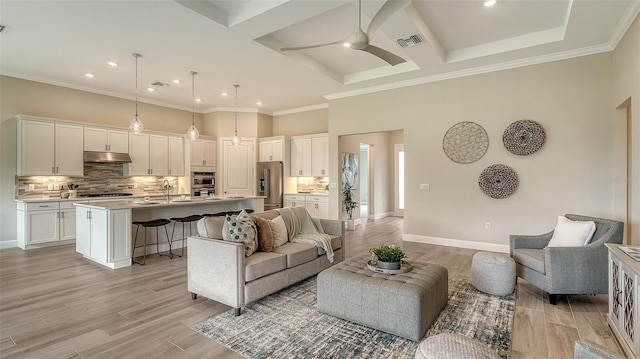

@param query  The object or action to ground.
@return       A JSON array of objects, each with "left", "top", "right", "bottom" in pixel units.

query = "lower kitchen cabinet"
[
  {"left": 76, "top": 206, "right": 132, "bottom": 268},
  {"left": 284, "top": 194, "right": 328, "bottom": 219},
  {"left": 16, "top": 201, "right": 82, "bottom": 249}
]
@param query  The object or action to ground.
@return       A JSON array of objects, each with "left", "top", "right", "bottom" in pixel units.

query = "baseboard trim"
[
  {"left": 403, "top": 234, "right": 509, "bottom": 253},
  {"left": 369, "top": 212, "right": 394, "bottom": 220},
  {"left": 0, "top": 240, "right": 19, "bottom": 249}
]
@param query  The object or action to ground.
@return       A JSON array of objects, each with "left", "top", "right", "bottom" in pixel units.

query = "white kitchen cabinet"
[
  {"left": 76, "top": 206, "right": 131, "bottom": 268},
  {"left": 84, "top": 127, "right": 128, "bottom": 153},
  {"left": 284, "top": 194, "right": 305, "bottom": 208},
  {"left": 17, "top": 119, "right": 84, "bottom": 176},
  {"left": 259, "top": 136, "right": 285, "bottom": 162},
  {"left": 305, "top": 195, "right": 329, "bottom": 219},
  {"left": 221, "top": 138, "right": 255, "bottom": 196},
  {"left": 290, "top": 134, "right": 328, "bottom": 177},
  {"left": 16, "top": 201, "right": 82, "bottom": 249},
  {"left": 311, "top": 135, "right": 328, "bottom": 176},
  {"left": 190, "top": 138, "right": 216, "bottom": 170},
  {"left": 125, "top": 133, "right": 182, "bottom": 176},
  {"left": 607, "top": 244, "right": 640, "bottom": 358},
  {"left": 291, "top": 138, "right": 312, "bottom": 176},
  {"left": 168, "top": 136, "right": 185, "bottom": 176}
]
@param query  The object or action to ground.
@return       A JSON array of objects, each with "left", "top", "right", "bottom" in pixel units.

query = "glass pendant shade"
[
  {"left": 186, "top": 71, "right": 199, "bottom": 139},
  {"left": 129, "top": 53, "right": 144, "bottom": 133},
  {"left": 187, "top": 123, "right": 200, "bottom": 140},
  {"left": 231, "top": 134, "right": 241, "bottom": 145},
  {"left": 130, "top": 114, "right": 144, "bottom": 133}
]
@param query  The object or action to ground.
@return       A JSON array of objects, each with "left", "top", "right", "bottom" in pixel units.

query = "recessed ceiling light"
[
  {"left": 482, "top": 0, "right": 496, "bottom": 7},
  {"left": 107, "top": 61, "right": 118, "bottom": 67},
  {"left": 147, "top": 87, "right": 155, "bottom": 92},
  {"left": 195, "top": 98, "right": 201, "bottom": 103},
  {"left": 221, "top": 92, "right": 228, "bottom": 96},
  {"left": 85, "top": 73, "right": 95, "bottom": 78},
  {"left": 256, "top": 101, "right": 262, "bottom": 106},
  {"left": 173, "top": 79, "right": 180, "bottom": 84}
]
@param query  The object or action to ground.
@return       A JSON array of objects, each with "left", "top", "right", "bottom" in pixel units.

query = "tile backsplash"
[
  {"left": 16, "top": 162, "right": 180, "bottom": 198},
  {"left": 296, "top": 177, "right": 329, "bottom": 193}
]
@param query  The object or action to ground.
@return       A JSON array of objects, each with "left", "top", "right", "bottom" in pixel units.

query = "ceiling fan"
[{"left": 280, "top": 0, "right": 410, "bottom": 66}]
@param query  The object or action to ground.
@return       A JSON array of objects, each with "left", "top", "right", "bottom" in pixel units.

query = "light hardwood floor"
[{"left": 0, "top": 217, "right": 624, "bottom": 358}]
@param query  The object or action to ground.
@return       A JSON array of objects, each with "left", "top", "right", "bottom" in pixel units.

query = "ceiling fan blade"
[
  {"left": 359, "top": 45, "right": 406, "bottom": 66},
  {"left": 366, "top": 0, "right": 411, "bottom": 38},
  {"left": 281, "top": 40, "right": 344, "bottom": 52}
]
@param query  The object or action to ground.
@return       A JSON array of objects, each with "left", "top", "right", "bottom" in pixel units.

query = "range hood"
[{"left": 83, "top": 151, "right": 132, "bottom": 163}]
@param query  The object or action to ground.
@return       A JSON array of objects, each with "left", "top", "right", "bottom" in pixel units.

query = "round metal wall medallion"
[
  {"left": 503, "top": 119, "right": 545, "bottom": 156},
  {"left": 442, "top": 121, "right": 489, "bottom": 164},
  {"left": 478, "top": 164, "right": 519, "bottom": 199}
]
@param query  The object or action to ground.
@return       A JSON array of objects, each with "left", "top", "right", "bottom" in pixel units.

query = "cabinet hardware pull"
[
  {"left": 87, "top": 211, "right": 91, "bottom": 219},
  {"left": 203, "top": 160, "right": 206, "bottom": 165},
  {"left": 105, "top": 144, "right": 108, "bottom": 151},
  {"left": 108, "top": 144, "right": 111, "bottom": 151},
  {"left": 321, "top": 170, "right": 325, "bottom": 175},
  {"left": 52, "top": 166, "right": 55, "bottom": 174},
  {"left": 56, "top": 166, "right": 59, "bottom": 173}
]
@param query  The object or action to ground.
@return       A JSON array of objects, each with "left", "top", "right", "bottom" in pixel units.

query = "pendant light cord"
[
  {"left": 191, "top": 71, "right": 196, "bottom": 125},
  {"left": 234, "top": 84, "right": 239, "bottom": 135}
]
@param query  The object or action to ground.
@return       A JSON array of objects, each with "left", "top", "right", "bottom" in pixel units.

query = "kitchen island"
[{"left": 74, "top": 196, "right": 264, "bottom": 269}]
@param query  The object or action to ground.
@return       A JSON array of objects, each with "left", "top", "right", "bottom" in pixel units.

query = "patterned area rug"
[{"left": 194, "top": 276, "right": 515, "bottom": 359}]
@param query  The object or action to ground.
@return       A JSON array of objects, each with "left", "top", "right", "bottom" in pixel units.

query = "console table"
[{"left": 607, "top": 243, "right": 640, "bottom": 358}]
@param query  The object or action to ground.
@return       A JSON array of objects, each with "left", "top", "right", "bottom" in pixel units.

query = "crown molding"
[{"left": 273, "top": 103, "right": 328, "bottom": 116}]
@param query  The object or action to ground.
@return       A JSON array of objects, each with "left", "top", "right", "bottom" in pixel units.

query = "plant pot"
[
  {"left": 346, "top": 219, "right": 356, "bottom": 231},
  {"left": 376, "top": 260, "right": 401, "bottom": 270}
]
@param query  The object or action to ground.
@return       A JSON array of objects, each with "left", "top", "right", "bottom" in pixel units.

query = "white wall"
[{"left": 328, "top": 53, "right": 616, "bottom": 247}]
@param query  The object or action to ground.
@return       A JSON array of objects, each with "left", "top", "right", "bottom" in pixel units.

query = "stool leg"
[
  {"left": 163, "top": 224, "right": 171, "bottom": 258},
  {"left": 132, "top": 225, "right": 142, "bottom": 265},
  {"left": 169, "top": 221, "right": 177, "bottom": 259},
  {"left": 156, "top": 225, "right": 171, "bottom": 258}
]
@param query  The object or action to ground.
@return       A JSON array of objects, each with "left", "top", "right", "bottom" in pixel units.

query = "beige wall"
[
  {"left": 203, "top": 111, "right": 258, "bottom": 138},
  {"left": 328, "top": 53, "right": 616, "bottom": 247},
  {"left": 388, "top": 130, "right": 404, "bottom": 215},
  {"left": 612, "top": 15, "right": 640, "bottom": 244},
  {"left": 273, "top": 108, "right": 328, "bottom": 136}
]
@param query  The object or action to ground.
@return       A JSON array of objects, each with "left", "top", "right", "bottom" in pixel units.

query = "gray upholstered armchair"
[{"left": 510, "top": 214, "right": 623, "bottom": 304}]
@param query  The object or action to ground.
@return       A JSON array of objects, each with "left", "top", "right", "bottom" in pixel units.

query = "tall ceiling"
[{"left": 1, "top": 0, "right": 638, "bottom": 115}]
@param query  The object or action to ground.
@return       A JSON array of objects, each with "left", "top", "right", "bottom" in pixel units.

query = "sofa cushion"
[
  {"left": 317, "top": 235, "right": 342, "bottom": 255},
  {"left": 547, "top": 215, "right": 596, "bottom": 247},
  {"left": 245, "top": 251, "right": 287, "bottom": 282},
  {"left": 222, "top": 210, "right": 258, "bottom": 257},
  {"left": 512, "top": 248, "right": 545, "bottom": 274},
  {"left": 270, "top": 215, "right": 289, "bottom": 247},
  {"left": 252, "top": 216, "right": 274, "bottom": 252},
  {"left": 197, "top": 216, "right": 225, "bottom": 239},
  {"left": 272, "top": 242, "right": 317, "bottom": 268}
]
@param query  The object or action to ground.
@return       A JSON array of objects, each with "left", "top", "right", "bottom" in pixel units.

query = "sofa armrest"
[
  {"left": 187, "top": 236, "right": 245, "bottom": 308},
  {"left": 510, "top": 231, "right": 553, "bottom": 254},
  {"left": 319, "top": 219, "right": 346, "bottom": 253},
  {"left": 544, "top": 242, "right": 609, "bottom": 293}
]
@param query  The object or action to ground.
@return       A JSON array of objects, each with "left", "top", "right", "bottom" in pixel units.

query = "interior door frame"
[{"left": 394, "top": 143, "right": 404, "bottom": 217}]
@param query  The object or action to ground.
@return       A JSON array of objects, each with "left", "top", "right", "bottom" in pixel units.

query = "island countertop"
[{"left": 73, "top": 196, "right": 265, "bottom": 210}]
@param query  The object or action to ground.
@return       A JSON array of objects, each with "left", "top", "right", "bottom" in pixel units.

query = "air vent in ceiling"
[
  {"left": 396, "top": 34, "right": 423, "bottom": 48},
  {"left": 151, "top": 81, "right": 170, "bottom": 87}
]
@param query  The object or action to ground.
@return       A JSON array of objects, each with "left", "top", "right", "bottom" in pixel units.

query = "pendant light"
[
  {"left": 231, "top": 84, "right": 241, "bottom": 145},
  {"left": 129, "top": 53, "right": 144, "bottom": 133},
  {"left": 186, "top": 71, "right": 200, "bottom": 140}
]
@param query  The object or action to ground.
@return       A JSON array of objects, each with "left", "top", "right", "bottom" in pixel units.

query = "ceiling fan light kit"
[{"left": 280, "top": 0, "right": 408, "bottom": 66}]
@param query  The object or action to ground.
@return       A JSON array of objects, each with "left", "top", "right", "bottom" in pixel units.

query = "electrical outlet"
[
  {"left": 53, "top": 184, "right": 60, "bottom": 190},
  {"left": 28, "top": 184, "right": 35, "bottom": 191},
  {"left": 133, "top": 183, "right": 138, "bottom": 189},
  {"left": 420, "top": 184, "right": 430, "bottom": 191},
  {"left": 485, "top": 222, "right": 491, "bottom": 230},
  {"left": 47, "top": 184, "right": 53, "bottom": 190}
]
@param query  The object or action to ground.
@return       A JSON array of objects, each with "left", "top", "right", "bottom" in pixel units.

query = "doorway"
[
  {"left": 394, "top": 144, "right": 404, "bottom": 216},
  {"left": 360, "top": 144, "right": 370, "bottom": 219}
]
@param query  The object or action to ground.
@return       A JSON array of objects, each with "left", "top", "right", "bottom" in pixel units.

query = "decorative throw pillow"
[
  {"left": 197, "top": 216, "right": 225, "bottom": 239},
  {"left": 270, "top": 215, "right": 289, "bottom": 247},
  {"left": 222, "top": 210, "right": 258, "bottom": 256},
  {"left": 547, "top": 215, "right": 597, "bottom": 247},
  {"left": 251, "top": 216, "right": 274, "bottom": 252}
]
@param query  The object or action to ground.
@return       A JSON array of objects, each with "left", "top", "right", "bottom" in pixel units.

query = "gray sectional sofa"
[{"left": 187, "top": 209, "right": 345, "bottom": 315}]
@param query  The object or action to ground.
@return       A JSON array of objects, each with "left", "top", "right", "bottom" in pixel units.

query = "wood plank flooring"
[{"left": 0, "top": 217, "right": 624, "bottom": 358}]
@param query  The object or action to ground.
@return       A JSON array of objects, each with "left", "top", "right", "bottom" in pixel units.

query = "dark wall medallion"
[
  {"left": 503, "top": 119, "right": 545, "bottom": 155},
  {"left": 443, "top": 121, "right": 489, "bottom": 164},
  {"left": 478, "top": 164, "right": 519, "bottom": 199}
]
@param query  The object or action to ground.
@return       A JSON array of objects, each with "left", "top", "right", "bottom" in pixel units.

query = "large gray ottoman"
[
  {"left": 471, "top": 251, "right": 516, "bottom": 296},
  {"left": 317, "top": 255, "right": 448, "bottom": 341}
]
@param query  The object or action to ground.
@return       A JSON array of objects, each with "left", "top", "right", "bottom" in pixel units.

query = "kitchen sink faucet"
[{"left": 163, "top": 179, "right": 171, "bottom": 202}]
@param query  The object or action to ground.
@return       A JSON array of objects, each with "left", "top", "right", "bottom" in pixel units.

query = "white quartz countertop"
[
  {"left": 284, "top": 192, "right": 328, "bottom": 196},
  {"left": 15, "top": 193, "right": 191, "bottom": 203},
  {"left": 73, "top": 196, "right": 264, "bottom": 210}
]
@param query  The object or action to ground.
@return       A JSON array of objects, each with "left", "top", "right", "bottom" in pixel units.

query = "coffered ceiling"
[{"left": 1, "top": 0, "right": 638, "bottom": 115}]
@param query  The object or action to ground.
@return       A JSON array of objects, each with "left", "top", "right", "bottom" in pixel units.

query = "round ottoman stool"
[
  {"left": 415, "top": 333, "right": 501, "bottom": 359},
  {"left": 471, "top": 251, "right": 516, "bottom": 296}
]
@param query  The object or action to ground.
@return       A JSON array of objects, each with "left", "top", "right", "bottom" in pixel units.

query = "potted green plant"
[
  {"left": 369, "top": 244, "right": 406, "bottom": 270},
  {"left": 342, "top": 184, "right": 359, "bottom": 230}
]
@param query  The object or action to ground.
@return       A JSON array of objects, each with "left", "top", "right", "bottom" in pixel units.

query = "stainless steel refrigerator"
[{"left": 257, "top": 161, "right": 284, "bottom": 211}]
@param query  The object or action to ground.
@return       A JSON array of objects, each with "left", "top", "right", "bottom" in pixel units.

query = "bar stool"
[
  {"left": 202, "top": 211, "right": 227, "bottom": 217},
  {"left": 169, "top": 214, "right": 203, "bottom": 258},
  {"left": 131, "top": 219, "right": 171, "bottom": 265}
]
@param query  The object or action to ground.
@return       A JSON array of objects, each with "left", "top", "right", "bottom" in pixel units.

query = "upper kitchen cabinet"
[
  {"left": 259, "top": 136, "right": 287, "bottom": 162},
  {"left": 125, "top": 133, "right": 183, "bottom": 176},
  {"left": 17, "top": 118, "right": 83, "bottom": 176},
  {"left": 190, "top": 138, "right": 216, "bottom": 171},
  {"left": 83, "top": 127, "right": 128, "bottom": 153},
  {"left": 290, "top": 133, "right": 328, "bottom": 177}
]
